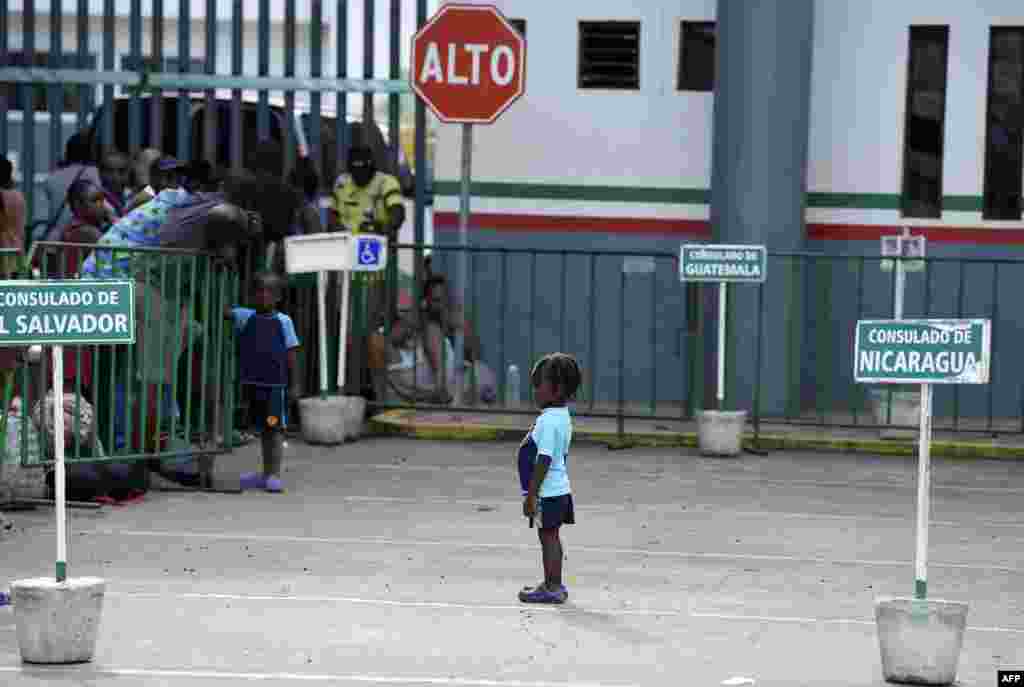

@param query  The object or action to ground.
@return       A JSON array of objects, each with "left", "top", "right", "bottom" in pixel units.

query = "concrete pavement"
[
  {"left": 369, "top": 408, "right": 1024, "bottom": 459},
  {"left": 1, "top": 435, "right": 1023, "bottom": 686}
]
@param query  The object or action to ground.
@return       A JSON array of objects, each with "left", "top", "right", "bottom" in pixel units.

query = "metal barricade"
[{"left": 7, "top": 242, "right": 238, "bottom": 490}]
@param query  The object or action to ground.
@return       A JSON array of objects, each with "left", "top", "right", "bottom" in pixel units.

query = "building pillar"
[{"left": 703, "top": 0, "right": 815, "bottom": 417}]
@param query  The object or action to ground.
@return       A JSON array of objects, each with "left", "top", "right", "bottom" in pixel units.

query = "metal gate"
[{"left": 0, "top": 1, "right": 432, "bottom": 479}]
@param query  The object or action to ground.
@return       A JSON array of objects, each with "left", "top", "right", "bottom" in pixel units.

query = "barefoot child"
[
  {"left": 226, "top": 272, "right": 301, "bottom": 493},
  {"left": 517, "top": 352, "right": 581, "bottom": 604}
]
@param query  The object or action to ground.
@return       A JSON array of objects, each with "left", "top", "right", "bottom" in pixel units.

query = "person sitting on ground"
[{"left": 225, "top": 272, "right": 301, "bottom": 494}]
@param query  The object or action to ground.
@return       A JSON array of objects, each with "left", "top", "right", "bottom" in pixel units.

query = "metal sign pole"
[
  {"left": 454, "top": 123, "right": 472, "bottom": 404},
  {"left": 914, "top": 381, "right": 933, "bottom": 600},
  {"left": 717, "top": 281, "right": 727, "bottom": 410},
  {"left": 52, "top": 344, "right": 67, "bottom": 583},
  {"left": 894, "top": 227, "right": 909, "bottom": 320},
  {"left": 317, "top": 271, "right": 329, "bottom": 399},
  {"left": 337, "top": 270, "right": 351, "bottom": 391}
]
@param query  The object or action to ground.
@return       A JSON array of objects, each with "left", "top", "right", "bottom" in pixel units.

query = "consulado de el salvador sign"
[
  {"left": 0, "top": 280, "right": 135, "bottom": 346},
  {"left": 679, "top": 244, "right": 766, "bottom": 283},
  {"left": 854, "top": 319, "right": 991, "bottom": 385}
]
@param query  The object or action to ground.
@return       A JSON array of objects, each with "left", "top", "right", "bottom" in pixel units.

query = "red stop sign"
[{"left": 410, "top": 4, "right": 526, "bottom": 124}]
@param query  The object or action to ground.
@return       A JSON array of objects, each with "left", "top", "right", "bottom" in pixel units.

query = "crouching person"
[{"left": 226, "top": 273, "right": 301, "bottom": 493}]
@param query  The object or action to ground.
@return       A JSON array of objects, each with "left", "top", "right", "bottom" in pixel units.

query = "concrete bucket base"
[
  {"left": 875, "top": 597, "right": 968, "bottom": 685},
  {"left": 696, "top": 410, "right": 748, "bottom": 457},
  {"left": 299, "top": 396, "right": 365, "bottom": 445},
  {"left": 12, "top": 577, "right": 105, "bottom": 664}
]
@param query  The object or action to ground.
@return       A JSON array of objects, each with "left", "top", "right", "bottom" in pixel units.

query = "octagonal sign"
[{"left": 411, "top": 3, "right": 526, "bottom": 124}]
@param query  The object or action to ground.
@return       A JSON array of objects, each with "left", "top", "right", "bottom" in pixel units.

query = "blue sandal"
[{"left": 518, "top": 585, "right": 567, "bottom": 604}]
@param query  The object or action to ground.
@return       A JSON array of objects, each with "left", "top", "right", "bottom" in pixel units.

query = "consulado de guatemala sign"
[
  {"left": 0, "top": 281, "right": 135, "bottom": 346},
  {"left": 679, "top": 244, "right": 767, "bottom": 283},
  {"left": 854, "top": 319, "right": 991, "bottom": 384}
]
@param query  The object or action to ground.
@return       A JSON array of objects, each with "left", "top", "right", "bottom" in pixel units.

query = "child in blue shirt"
[
  {"left": 517, "top": 352, "right": 581, "bottom": 604},
  {"left": 226, "top": 272, "right": 301, "bottom": 493}
]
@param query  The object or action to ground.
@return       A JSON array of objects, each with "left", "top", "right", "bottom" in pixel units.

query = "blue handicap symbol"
[{"left": 357, "top": 237, "right": 381, "bottom": 267}]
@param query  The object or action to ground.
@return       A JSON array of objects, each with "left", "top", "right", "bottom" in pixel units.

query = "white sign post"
[
  {"left": 285, "top": 232, "right": 387, "bottom": 397},
  {"left": 854, "top": 318, "right": 991, "bottom": 598},
  {"left": 857, "top": 319, "right": 990, "bottom": 685},
  {"left": 4, "top": 280, "right": 135, "bottom": 664},
  {"left": 679, "top": 244, "right": 767, "bottom": 409}
]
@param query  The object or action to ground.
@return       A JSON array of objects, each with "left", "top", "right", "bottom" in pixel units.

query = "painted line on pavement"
[
  {"left": 74, "top": 528, "right": 1024, "bottom": 574},
  {"left": 0, "top": 666, "right": 640, "bottom": 687},
  {"left": 343, "top": 463, "right": 1024, "bottom": 495},
  {"left": 688, "top": 611, "right": 1024, "bottom": 635},
  {"left": 339, "top": 495, "right": 1024, "bottom": 529},
  {"left": 104, "top": 591, "right": 1024, "bottom": 635},
  {"left": 110, "top": 591, "right": 683, "bottom": 617}
]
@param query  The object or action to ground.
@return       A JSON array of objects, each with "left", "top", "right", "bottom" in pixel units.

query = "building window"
[
  {"left": 509, "top": 18, "right": 526, "bottom": 39},
  {"left": 983, "top": 27, "right": 1024, "bottom": 220},
  {"left": 0, "top": 52, "right": 97, "bottom": 113},
  {"left": 678, "top": 21, "right": 715, "bottom": 92},
  {"left": 578, "top": 21, "right": 640, "bottom": 90},
  {"left": 900, "top": 26, "right": 949, "bottom": 219}
]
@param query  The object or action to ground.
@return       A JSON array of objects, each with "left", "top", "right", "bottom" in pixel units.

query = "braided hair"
[{"left": 530, "top": 352, "right": 582, "bottom": 402}]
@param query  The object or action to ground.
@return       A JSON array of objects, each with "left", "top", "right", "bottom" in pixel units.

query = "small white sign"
[
  {"left": 284, "top": 232, "right": 388, "bottom": 274},
  {"left": 285, "top": 232, "right": 354, "bottom": 274}
]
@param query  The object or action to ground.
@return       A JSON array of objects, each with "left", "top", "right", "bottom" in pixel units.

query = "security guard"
[
  {"left": 329, "top": 145, "right": 405, "bottom": 239},
  {"left": 328, "top": 145, "right": 406, "bottom": 396}
]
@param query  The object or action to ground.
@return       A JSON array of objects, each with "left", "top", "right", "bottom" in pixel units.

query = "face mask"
[{"left": 349, "top": 158, "right": 375, "bottom": 186}]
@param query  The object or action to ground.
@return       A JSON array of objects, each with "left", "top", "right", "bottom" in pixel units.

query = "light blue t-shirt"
[
  {"left": 230, "top": 308, "right": 300, "bottom": 349},
  {"left": 531, "top": 406, "right": 572, "bottom": 498}
]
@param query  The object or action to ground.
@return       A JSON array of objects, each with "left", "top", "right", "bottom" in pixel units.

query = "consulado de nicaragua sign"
[
  {"left": 0, "top": 281, "right": 135, "bottom": 346},
  {"left": 854, "top": 319, "right": 991, "bottom": 384}
]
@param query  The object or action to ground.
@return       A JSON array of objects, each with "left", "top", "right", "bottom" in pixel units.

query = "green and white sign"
[
  {"left": 854, "top": 319, "right": 990, "bottom": 384},
  {"left": 680, "top": 244, "right": 766, "bottom": 283},
  {"left": 0, "top": 281, "right": 135, "bottom": 346}
]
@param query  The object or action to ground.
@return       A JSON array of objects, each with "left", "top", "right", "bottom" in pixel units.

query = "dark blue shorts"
[
  {"left": 244, "top": 386, "right": 288, "bottom": 431},
  {"left": 538, "top": 494, "right": 575, "bottom": 530}
]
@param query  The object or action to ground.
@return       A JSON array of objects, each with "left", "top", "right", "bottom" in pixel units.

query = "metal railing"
[
  {"left": 363, "top": 245, "right": 1024, "bottom": 439},
  {"left": 7, "top": 242, "right": 239, "bottom": 479}
]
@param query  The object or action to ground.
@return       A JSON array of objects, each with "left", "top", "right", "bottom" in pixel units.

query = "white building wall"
[
  {"left": 434, "top": 0, "right": 1024, "bottom": 230},
  {"left": 808, "top": 0, "right": 1021, "bottom": 198},
  {"left": 434, "top": 0, "right": 717, "bottom": 191}
]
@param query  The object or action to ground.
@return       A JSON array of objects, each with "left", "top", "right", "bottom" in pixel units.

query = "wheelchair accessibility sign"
[{"left": 351, "top": 234, "right": 388, "bottom": 272}]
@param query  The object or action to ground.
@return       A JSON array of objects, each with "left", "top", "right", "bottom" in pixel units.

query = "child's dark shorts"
[
  {"left": 538, "top": 493, "right": 575, "bottom": 529},
  {"left": 244, "top": 385, "right": 288, "bottom": 431}
]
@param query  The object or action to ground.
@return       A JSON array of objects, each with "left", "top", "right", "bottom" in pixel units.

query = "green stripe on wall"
[
  {"left": 805, "top": 193, "right": 900, "bottom": 209},
  {"left": 434, "top": 181, "right": 985, "bottom": 212}
]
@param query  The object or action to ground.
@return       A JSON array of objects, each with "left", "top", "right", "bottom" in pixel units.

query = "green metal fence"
[{"left": 6, "top": 242, "right": 239, "bottom": 488}]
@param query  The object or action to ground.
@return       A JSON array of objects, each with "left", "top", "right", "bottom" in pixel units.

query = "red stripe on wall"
[
  {"left": 434, "top": 213, "right": 1024, "bottom": 244},
  {"left": 806, "top": 224, "right": 1024, "bottom": 244},
  {"left": 433, "top": 212, "right": 712, "bottom": 236}
]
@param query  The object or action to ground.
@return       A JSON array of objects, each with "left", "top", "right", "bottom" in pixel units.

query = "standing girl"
[{"left": 517, "top": 352, "right": 582, "bottom": 604}]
